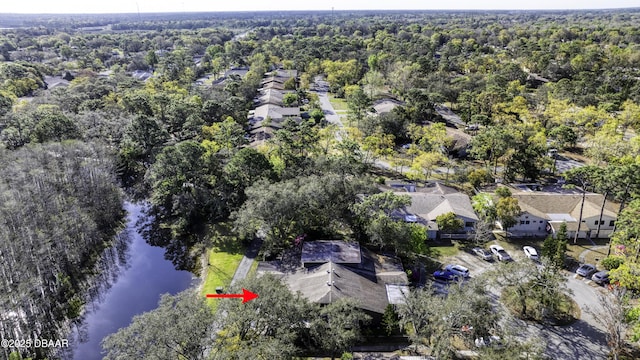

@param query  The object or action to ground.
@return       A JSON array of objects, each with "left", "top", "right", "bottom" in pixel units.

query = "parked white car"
[
  {"left": 490, "top": 244, "right": 512, "bottom": 262},
  {"left": 445, "top": 264, "right": 470, "bottom": 278},
  {"left": 523, "top": 246, "right": 539, "bottom": 261}
]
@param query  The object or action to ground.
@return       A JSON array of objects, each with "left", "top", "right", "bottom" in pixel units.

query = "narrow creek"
[{"left": 70, "top": 202, "right": 195, "bottom": 359}]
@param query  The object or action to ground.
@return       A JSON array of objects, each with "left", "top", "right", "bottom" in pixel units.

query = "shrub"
[
  {"left": 341, "top": 352, "right": 354, "bottom": 360},
  {"left": 601, "top": 255, "right": 625, "bottom": 270}
]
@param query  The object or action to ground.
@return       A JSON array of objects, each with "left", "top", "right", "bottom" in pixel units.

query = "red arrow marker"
[{"left": 206, "top": 288, "right": 259, "bottom": 303}]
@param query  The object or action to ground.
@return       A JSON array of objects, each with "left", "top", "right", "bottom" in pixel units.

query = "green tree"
[
  {"left": 31, "top": 108, "right": 81, "bottom": 143},
  {"left": 282, "top": 92, "right": 299, "bottom": 107},
  {"left": 408, "top": 151, "right": 445, "bottom": 181},
  {"left": 610, "top": 199, "right": 640, "bottom": 262},
  {"left": 362, "top": 131, "right": 395, "bottom": 162},
  {"left": 495, "top": 186, "right": 512, "bottom": 198},
  {"left": 145, "top": 50, "right": 158, "bottom": 68},
  {"left": 310, "top": 298, "right": 371, "bottom": 360},
  {"left": 213, "top": 274, "right": 313, "bottom": 359},
  {"left": 146, "top": 140, "right": 225, "bottom": 254},
  {"left": 548, "top": 124, "right": 578, "bottom": 150},
  {"left": 322, "top": 59, "right": 361, "bottom": 92},
  {"left": 102, "top": 290, "right": 215, "bottom": 360},
  {"left": 202, "top": 116, "right": 247, "bottom": 156},
  {"left": 496, "top": 196, "right": 520, "bottom": 234},
  {"left": 490, "top": 260, "right": 570, "bottom": 321},
  {"left": 472, "top": 193, "right": 497, "bottom": 223},
  {"left": 408, "top": 223, "right": 430, "bottom": 254},
  {"left": 0, "top": 91, "right": 12, "bottom": 117},
  {"left": 435, "top": 212, "right": 464, "bottom": 233},
  {"left": 502, "top": 124, "right": 548, "bottom": 182},
  {"left": 553, "top": 223, "right": 568, "bottom": 268},
  {"left": 468, "top": 168, "right": 493, "bottom": 188},
  {"left": 601, "top": 256, "right": 625, "bottom": 271},
  {"left": 233, "top": 174, "right": 369, "bottom": 254},
  {"left": 346, "top": 86, "right": 371, "bottom": 125},
  {"left": 352, "top": 192, "right": 413, "bottom": 253},
  {"left": 223, "top": 147, "right": 274, "bottom": 209},
  {"left": 469, "top": 126, "right": 513, "bottom": 174},
  {"left": 398, "top": 279, "right": 498, "bottom": 359},
  {"left": 120, "top": 115, "right": 168, "bottom": 163},
  {"left": 382, "top": 304, "right": 400, "bottom": 336}
]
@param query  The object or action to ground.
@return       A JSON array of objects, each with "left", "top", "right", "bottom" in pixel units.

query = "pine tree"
[{"left": 554, "top": 223, "right": 569, "bottom": 268}]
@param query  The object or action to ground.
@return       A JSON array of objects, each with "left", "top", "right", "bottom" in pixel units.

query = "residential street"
[{"left": 313, "top": 76, "right": 345, "bottom": 140}]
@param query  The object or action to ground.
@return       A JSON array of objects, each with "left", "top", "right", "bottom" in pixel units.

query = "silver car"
[
  {"left": 576, "top": 264, "right": 597, "bottom": 277},
  {"left": 490, "top": 244, "right": 512, "bottom": 262},
  {"left": 473, "top": 247, "right": 493, "bottom": 261},
  {"left": 445, "top": 264, "right": 470, "bottom": 278},
  {"left": 591, "top": 270, "right": 610, "bottom": 285}
]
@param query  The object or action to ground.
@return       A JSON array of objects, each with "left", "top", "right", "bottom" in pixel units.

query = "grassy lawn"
[
  {"left": 201, "top": 224, "right": 245, "bottom": 310},
  {"left": 565, "top": 238, "right": 609, "bottom": 258},
  {"left": 582, "top": 247, "right": 609, "bottom": 269},
  {"left": 432, "top": 242, "right": 462, "bottom": 258},
  {"left": 328, "top": 94, "right": 349, "bottom": 111}
]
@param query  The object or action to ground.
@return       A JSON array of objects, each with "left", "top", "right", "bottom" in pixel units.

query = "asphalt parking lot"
[{"left": 429, "top": 244, "right": 610, "bottom": 359}]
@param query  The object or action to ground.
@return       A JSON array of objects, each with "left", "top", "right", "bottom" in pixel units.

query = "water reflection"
[{"left": 68, "top": 202, "right": 194, "bottom": 360}]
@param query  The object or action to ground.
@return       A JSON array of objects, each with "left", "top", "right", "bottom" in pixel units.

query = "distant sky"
[{"left": 1, "top": 0, "right": 638, "bottom": 14}]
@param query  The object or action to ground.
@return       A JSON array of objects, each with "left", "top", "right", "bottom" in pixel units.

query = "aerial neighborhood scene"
[{"left": 3, "top": 0, "right": 640, "bottom": 359}]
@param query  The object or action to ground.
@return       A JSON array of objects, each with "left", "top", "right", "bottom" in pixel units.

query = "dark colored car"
[
  {"left": 591, "top": 270, "right": 610, "bottom": 285},
  {"left": 433, "top": 270, "right": 459, "bottom": 282}
]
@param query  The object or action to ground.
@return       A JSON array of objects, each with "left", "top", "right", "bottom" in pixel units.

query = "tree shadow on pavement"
[{"left": 529, "top": 319, "right": 609, "bottom": 359}]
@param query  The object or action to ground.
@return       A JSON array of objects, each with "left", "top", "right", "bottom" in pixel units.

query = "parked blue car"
[{"left": 433, "top": 269, "right": 459, "bottom": 282}]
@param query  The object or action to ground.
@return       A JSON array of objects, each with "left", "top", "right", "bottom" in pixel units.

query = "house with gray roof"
[
  {"left": 506, "top": 192, "right": 618, "bottom": 239},
  {"left": 44, "top": 76, "right": 70, "bottom": 90},
  {"left": 372, "top": 98, "right": 404, "bottom": 115},
  {"left": 251, "top": 104, "right": 300, "bottom": 122},
  {"left": 257, "top": 240, "right": 409, "bottom": 319},
  {"left": 255, "top": 88, "right": 296, "bottom": 107},
  {"left": 390, "top": 183, "right": 479, "bottom": 238},
  {"left": 247, "top": 67, "right": 300, "bottom": 145}
]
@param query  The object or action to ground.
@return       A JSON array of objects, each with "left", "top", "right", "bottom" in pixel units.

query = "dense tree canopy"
[
  {"left": 0, "top": 142, "right": 123, "bottom": 359},
  {"left": 3, "top": 8, "right": 640, "bottom": 359}
]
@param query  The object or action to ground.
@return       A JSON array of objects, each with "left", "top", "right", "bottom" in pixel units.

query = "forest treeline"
[{"left": 0, "top": 142, "right": 123, "bottom": 359}]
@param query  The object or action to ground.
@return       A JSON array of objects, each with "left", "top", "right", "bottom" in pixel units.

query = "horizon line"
[{"left": 1, "top": 7, "right": 640, "bottom": 15}]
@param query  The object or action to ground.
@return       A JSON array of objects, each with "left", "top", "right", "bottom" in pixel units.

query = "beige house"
[{"left": 506, "top": 193, "right": 618, "bottom": 239}]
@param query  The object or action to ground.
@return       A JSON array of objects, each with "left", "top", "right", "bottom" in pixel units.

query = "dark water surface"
[{"left": 71, "top": 202, "right": 194, "bottom": 360}]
